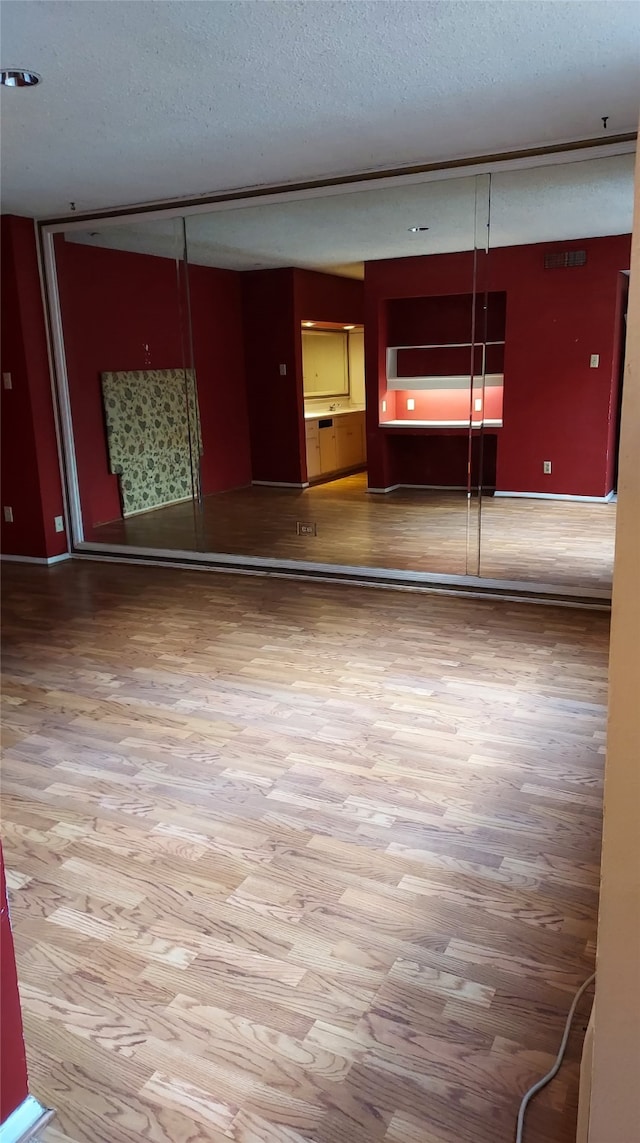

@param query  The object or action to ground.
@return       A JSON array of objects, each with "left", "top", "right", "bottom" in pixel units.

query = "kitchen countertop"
[{"left": 304, "top": 406, "right": 365, "bottom": 421}]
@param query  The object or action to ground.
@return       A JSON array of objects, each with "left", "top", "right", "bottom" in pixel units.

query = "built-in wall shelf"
[
  {"left": 381, "top": 291, "right": 507, "bottom": 428},
  {"left": 387, "top": 372, "right": 504, "bottom": 392},
  {"left": 389, "top": 342, "right": 505, "bottom": 350},
  {"left": 381, "top": 419, "right": 503, "bottom": 430}
]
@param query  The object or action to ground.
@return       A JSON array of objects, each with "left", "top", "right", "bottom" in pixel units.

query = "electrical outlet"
[
  {"left": 54, "top": 515, "right": 65, "bottom": 533},
  {"left": 279, "top": 363, "right": 287, "bottom": 376},
  {"left": 406, "top": 398, "right": 415, "bottom": 411},
  {"left": 474, "top": 398, "right": 482, "bottom": 412},
  {"left": 381, "top": 400, "right": 387, "bottom": 413},
  {"left": 3, "top": 372, "right": 12, "bottom": 390},
  {"left": 3, "top": 506, "right": 13, "bottom": 523},
  {"left": 296, "top": 521, "right": 317, "bottom": 536},
  {"left": 590, "top": 354, "right": 600, "bottom": 368},
  {"left": 543, "top": 460, "right": 552, "bottom": 475}
]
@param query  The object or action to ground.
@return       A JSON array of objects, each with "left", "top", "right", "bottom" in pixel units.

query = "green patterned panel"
[{"left": 101, "top": 369, "right": 202, "bottom": 517}]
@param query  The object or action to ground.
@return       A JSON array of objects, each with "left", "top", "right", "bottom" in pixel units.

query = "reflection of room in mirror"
[
  {"left": 476, "top": 154, "right": 633, "bottom": 584},
  {"left": 55, "top": 151, "right": 634, "bottom": 594}
]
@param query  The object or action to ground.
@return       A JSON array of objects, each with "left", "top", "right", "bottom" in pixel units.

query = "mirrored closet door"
[
  {"left": 53, "top": 216, "right": 203, "bottom": 554},
  {"left": 44, "top": 141, "right": 635, "bottom": 599},
  {"left": 479, "top": 152, "right": 634, "bottom": 594},
  {"left": 178, "top": 171, "right": 490, "bottom": 574}
]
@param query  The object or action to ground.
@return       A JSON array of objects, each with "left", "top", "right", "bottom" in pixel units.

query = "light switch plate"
[
  {"left": 54, "top": 515, "right": 65, "bottom": 533},
  {"left": 406, "top": 398, "right": 415, "bottom": 411},
  {"left": 474, "top": 398, "right": 482, "bottom": 412},
  {"left": 381, "top": 400, "right": 386, "bottom": 413},
  {"left": 3, "top": 506, "right": 13, "bottom": 523},
  {"left": 3, "top": 372, "right": 12, "bottom": 390}
]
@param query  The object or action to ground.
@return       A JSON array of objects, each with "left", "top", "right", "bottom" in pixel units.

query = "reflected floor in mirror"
[{"left": 85, "top": 474, "right": 616, "bottom": 592}]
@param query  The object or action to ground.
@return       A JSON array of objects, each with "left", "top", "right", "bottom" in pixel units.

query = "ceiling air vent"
[{"left": 544, "top": 250, "right": 587, "bottom": 269}]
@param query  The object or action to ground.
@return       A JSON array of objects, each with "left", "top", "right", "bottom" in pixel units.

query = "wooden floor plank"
[{"left": 1, "top": 560, "right": 606, "bottom": 1142}]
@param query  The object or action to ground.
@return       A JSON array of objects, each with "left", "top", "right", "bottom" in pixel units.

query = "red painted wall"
[
  {"left": 395, "top": 344, "right": 504, "bottom": 377},
  {"left": 294, "top": 269, "right": 364, "bottom": 325},
  {"left": 1, "top": 216, "right": 66, "bottom": 558},
  {"left": 387, "top": 431, "right": 497, "bottom": 488},
  {"left": 365, "top": 269, "right": 393, "bottom": 488},
  {"left": 366, "top": 235, "right": 631, "bottom": 496},
  {"left": 493, "top": 237, "right": 630, "bottom": 497},
  {"left": 387, "top": 292, "right": 506, "bottom": 345},
  {"left": 606, "top": 274, "right": 630, "bottom": 492},
  {"left": 0, "top": 846, "right": 29, "bottom": 1123},
  {"left": 241, "top": 268, "right": 305, "bottom": 484},
  {"left": 55, "top": 239, "right": 252, "bottom": 528},
  {"left": 187, "top": 262, "right": 251, "bottom": 495}
]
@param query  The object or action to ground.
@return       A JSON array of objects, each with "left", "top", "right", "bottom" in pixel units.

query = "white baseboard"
[
  {"left": 398, "top": 483, "right": 467, "bottom": 491},
  {"left": 367, "top": 484, "right": 467, "bottom": 494},
  {"left": 495, "top": 491, "right": 615, "bottom": 503},
  {"left": 1, "top": 552, "right": 71, "bottom": 565},
  {"left": 123, "top": 494, "right": 193, "bottom": 518},
  {"left": 0, "top": 1095, "right": 54, "bottom": 1142},
  {"left": 252, "top": 480, "right": 309, "bottom": 489}
]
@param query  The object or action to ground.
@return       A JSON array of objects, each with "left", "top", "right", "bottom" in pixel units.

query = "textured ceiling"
[
  {"left": 66, "top": 154, "right": 635, "bottom": 275},
  {"left": 1, "top": 0, "right": 639, "bottom": 218}
]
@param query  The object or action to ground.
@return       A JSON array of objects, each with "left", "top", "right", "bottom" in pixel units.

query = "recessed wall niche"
[{"left": 382, "top": 292, "right": 507, "bottom": 426}]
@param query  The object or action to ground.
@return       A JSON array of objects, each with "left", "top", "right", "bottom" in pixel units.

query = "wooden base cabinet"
[
  {"left": 305, "top": 412, "right": 366, "bottom": 482},
  {"left": 305, "top": 422, "right": 322, "bottom": 480},
  {"left": 336, "top": 414, "right": 365, "bottom": 471},
  {"left": 319, "top": 422, "right": 339, "bottom": 474}
]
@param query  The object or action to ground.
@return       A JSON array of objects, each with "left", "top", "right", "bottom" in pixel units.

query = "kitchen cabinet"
[
  {"left": 305, "top": 421, "right": 322, "bottom": 480},
  {"left": 336, "top": 414, "right": 365, "bottom": 471},
  {"left": 318, "top": 420, "right": 338, "bottom": 474},
  {"left": 305, "top": 410, "right": 366, "bottom": 482}
]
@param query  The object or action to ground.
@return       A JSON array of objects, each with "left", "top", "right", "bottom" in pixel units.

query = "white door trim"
[{"left": 40, "top": 227, "right": 85, "bottom": 546}]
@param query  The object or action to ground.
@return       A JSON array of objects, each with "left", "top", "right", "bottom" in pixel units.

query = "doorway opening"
[{"left": 302, "top": 322, "right": 367, "bottom": 488}]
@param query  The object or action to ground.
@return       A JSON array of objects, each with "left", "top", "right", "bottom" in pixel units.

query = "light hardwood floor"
[
  {"left": 1, "top": 561, "right": 608, "bottom": 1143},
  {"left": 86, "top": 474, "right": 617, "bottom": 592}
]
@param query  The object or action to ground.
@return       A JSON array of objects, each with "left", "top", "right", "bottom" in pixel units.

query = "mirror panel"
[
  {"left": 47, "top": 146, "right": 633, "bottom": 597},
  {"left": 54, "top": 217, "right": 200, "bottom": 551},
  {"left": 480, "top": 153, "right": 634, "bottom": 592},
  {"left": 181, "top": 172, "right": 486, "bottom": 572}
]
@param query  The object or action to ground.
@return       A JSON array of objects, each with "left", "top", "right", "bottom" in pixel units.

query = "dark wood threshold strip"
[{"left": 71, "top": 546, "right": 611, "bottom": 610}]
